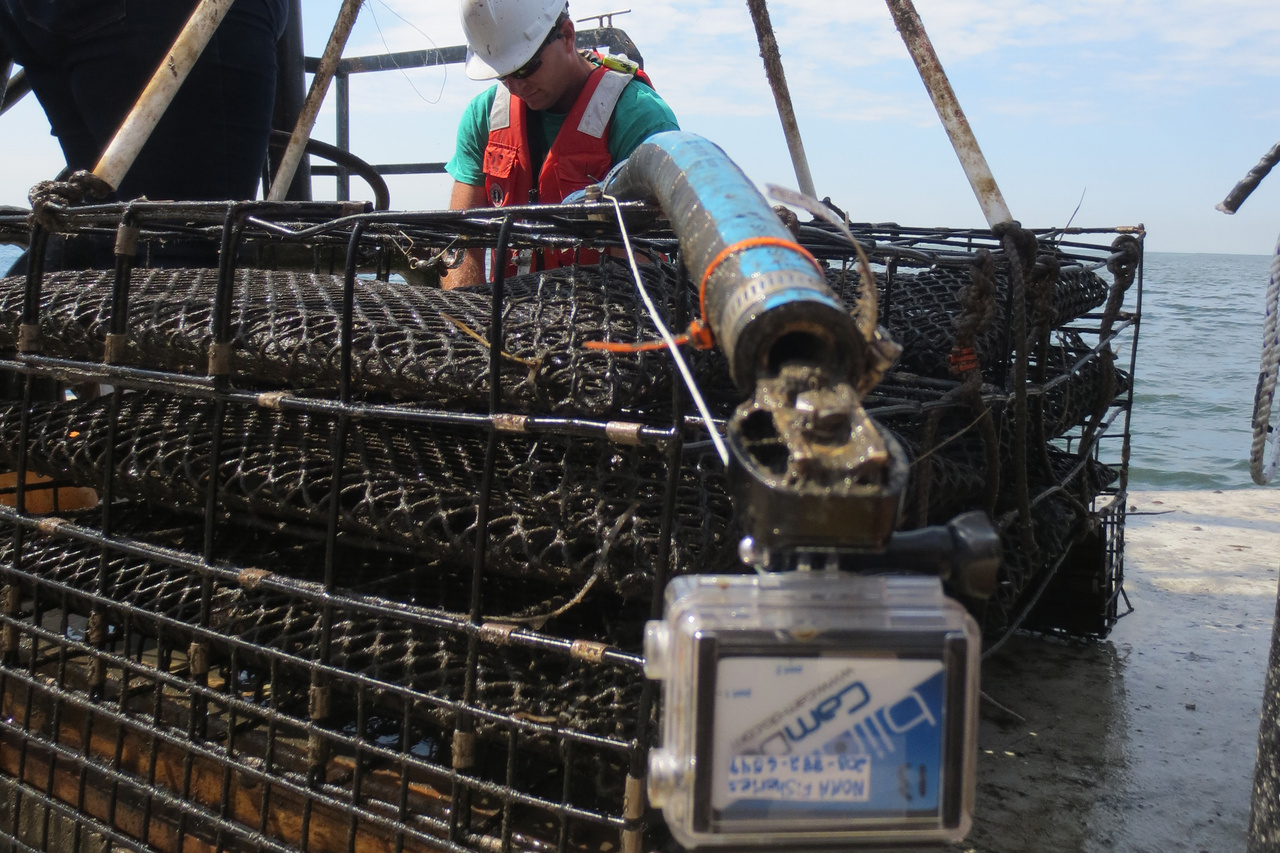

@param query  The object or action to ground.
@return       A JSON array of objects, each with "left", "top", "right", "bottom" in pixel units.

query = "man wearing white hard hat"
[{"left": 443, "top": 0, "right": 679, "bottom": 287}]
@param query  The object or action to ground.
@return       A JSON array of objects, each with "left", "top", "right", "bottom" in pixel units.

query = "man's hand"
[{"left": 441, "top": 181, "right": 488, "bottom": 289}]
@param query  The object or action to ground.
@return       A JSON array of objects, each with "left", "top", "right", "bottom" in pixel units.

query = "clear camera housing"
[{"left": 644, "top": 572, "right": 980, "bottom": 849}]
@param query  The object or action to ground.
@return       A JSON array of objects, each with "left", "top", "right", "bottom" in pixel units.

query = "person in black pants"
[
  {"left": 0, "top": 0, "right": 289, "bottom": 406},
  {"left": 0, "top": 0, "right": 288, "bottom": 204}
]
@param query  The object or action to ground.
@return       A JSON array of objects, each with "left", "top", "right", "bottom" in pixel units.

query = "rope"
[
  {"left": 1251, "top": 230, "right": 1280, "bottom": 485},
  {"left": 950, "top": 248, "right": 997, "bottom": 378},
  {"left": 960, "top": 250, "right": 1000, "bottom": 514},
  {"left": 1080, "top": 235, "right": 1139, "bottom": 455},
  {"left": 995, "top": 222, "right": 1039, "bottom": 561},
  {"left": 28, "top": 169, "right": 113, "bottom": 231},
  {"left": 490, "top": 503, "right": 639, "bottom": 628}
]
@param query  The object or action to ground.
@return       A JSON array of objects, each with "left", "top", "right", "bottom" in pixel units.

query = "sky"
[{"left": 2, "top": 0, "right": 1279, "bottom": 254}]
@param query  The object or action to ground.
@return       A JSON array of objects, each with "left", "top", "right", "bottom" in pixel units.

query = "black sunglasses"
[{"left": 501, "top": 21, "right": 565, "bottom": 81}]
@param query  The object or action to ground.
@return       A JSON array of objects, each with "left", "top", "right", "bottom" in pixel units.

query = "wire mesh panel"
[{"left": 0, "top": 201, "right": 1140, "bottom": 853}]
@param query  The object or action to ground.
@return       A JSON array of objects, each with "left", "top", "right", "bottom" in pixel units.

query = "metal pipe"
[
  {"left": 336, "top": 71, "right": 351, "bottom": 201},
  {"left": 268, "top": 0, "right": 362, "bottom": 201},
  {"left": 1218, "top": 139, "right": 1280, "bottom": 215},
  {"left": 885, "top": 0, "right": 1013, "bottom": 227},
  {"left": 603, "top": 131, "right": 860, "bottom": 390},
  {"left": 745, "top": 0, "right": 817, "bottom": 198},
  {"left": 266, "top": 130, "right": 390, "bottom": 210},
  {"left": 883, "top": 0, "right": 1038, "bottom": 565},
  {"left": 93, "top": 0, "right": 237, "bottom": 192}
]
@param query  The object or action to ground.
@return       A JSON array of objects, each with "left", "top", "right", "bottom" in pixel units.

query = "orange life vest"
[{"left": 483, "top": 59, "right": 650, "bottom": 273}]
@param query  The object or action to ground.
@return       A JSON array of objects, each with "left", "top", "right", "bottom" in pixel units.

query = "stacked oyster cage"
[{"left": 0, "top": 199, "right": 1139, "bottom": 853}]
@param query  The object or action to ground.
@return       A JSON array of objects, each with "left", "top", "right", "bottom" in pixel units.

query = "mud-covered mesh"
[
  {"left": 825, "top": 257, "right": 1111, "bottom": 380},
  {"left": 976, "top": 447, "right": 1119, "bottom": 628},
  {"left": 0, "top": 504, "right": 647, "bottom": 820},
  {"left": 0, "top": 253, "right": 1107, "bottom": 415},
  {"left": 0, "top": 391, "right": 739, "bottom": 598},
  {"left": 0, "top": 504, "right": 648, "bottom": 734},
  {"left": 864, "top": 344, "right": 1124, "bottom": 637},
  {"left": 0, "top": 312, "right": 1120, "bottom": 622},
  {"left": 0, "top": 245, "right": 1130, "bottom": 636},
  {"left": 0, "top": 205, "right": 1136, "bottom": 853},
  {"left": 0, "top": 261, "right": 737, "bottom": 417}
]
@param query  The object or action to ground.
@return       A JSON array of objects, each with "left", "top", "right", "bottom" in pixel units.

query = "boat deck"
[{"left": 953, "top": 489, "right": 1280, "bottom": 852}]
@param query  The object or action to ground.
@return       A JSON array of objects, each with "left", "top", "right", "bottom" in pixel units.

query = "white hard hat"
[{"left": 461, "top": 0, "right": 568, "bottom": 80}]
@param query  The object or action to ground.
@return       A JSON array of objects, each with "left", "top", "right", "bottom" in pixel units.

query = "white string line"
[
  {"left": 366, "top": 0, "right": 448, "bottom": 105},
  {"left": 1251, "top": 229, "right": 1280, "bottom": 484},
  {"left": 602, "top": 194, "right": 731, "bottom": 467}
]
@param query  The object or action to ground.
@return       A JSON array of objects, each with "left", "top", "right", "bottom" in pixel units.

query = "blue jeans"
[{"left": 0, "top": 0, "right": 288, "bottom": 202}]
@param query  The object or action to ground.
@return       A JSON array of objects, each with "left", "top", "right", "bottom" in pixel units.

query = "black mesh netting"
[
  {"left": 0, "top": 253, "right": 1107, "bottom": 416},
  {"left": 0, "top": 261, "right": 738, "bottom": 417},
  {"left": 825, "top": 258, "right": 1112, "bottom": 380},
  {"left": 868, "top": 332, "right": 1129, "bottom": 526},
  {"left": 974, "top": 448, "right": 1119, "bottom": 637},
  {"left": 0, "top": 503, "right": 647, "bottom": 813},
  {"left": 0, "top": 231, "right": 1135, "bottom": 845},
  {"left": 0, "top": 390, "right": 740, "bottom": 599},
  {"left": 0, "top": 246, "right": 1130, "bottom": 639},
  {"left": 0, "top": 504, "right": 648, "bottom": 741}
]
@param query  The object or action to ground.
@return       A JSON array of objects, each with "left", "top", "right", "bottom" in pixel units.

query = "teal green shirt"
[{"left": 445, "top": 76, "right": 679, "bottom": 187}]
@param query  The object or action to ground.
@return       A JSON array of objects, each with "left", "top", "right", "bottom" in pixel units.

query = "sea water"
[
  {"left": 1132, "top": 252, "right": 1274, "bottom": 490},
  {"left": 0, "top": 243, "right": 1272, "bottom": 490}
]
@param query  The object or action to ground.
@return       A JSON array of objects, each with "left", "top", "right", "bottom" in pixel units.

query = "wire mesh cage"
[{"left": 0, "top": 198, "right": 1140, "bottom": 853}]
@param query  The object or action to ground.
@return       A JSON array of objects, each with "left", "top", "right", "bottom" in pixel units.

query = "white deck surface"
[{"left": 951, "top": 489, "right": 1280, "bottom": 853}]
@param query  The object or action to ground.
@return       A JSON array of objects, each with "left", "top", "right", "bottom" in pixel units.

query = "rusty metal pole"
[
  {"left": 268, "top": 0, "right": 363, "bottom": 201},
  {"left": 884, "top": 0, "right": 1012, "bottom": 228},
  {"left": 884, "top": 0, "right": 1040, "bottom": 562},
  {"left": 93, "top": 0, "right": 237, "bottom": 192},
  {"left": 1217, "top": 139, "right": 1280, "bottom": 215},
  {"left": 745, "top": 0, "right": 817, "bottom": 199}
]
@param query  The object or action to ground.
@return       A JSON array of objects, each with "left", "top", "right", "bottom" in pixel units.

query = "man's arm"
[
  {"left": 441, "top": 87, "right": 498, "bottom": 288},
  {"left": 441, "top": 180, "right": 488, "bottom": 289}
]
